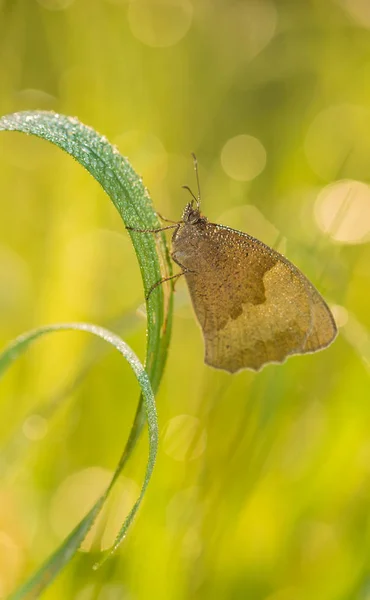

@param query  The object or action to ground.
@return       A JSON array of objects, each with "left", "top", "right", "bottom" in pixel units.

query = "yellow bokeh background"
[{"left": 1, "top": 1, "right": 370, "bottom": 598}]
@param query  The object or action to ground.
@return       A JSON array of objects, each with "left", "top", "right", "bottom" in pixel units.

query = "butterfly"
[{"left": 130, "top": 155, "right": 337, "bottom": 373}]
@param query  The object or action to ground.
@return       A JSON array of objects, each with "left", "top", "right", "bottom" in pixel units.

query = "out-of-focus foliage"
[{"left": 1, "top": 1, "right": 370, "bottom": 599}]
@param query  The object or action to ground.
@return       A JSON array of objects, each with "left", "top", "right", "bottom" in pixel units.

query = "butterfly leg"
[
  {"left": 146, "top": 270, "right": 187, "bottom": 300},
  {"left": 146, "top": 254, "right": 195, "bottom": 299},
  {"left": 156, "top": 212, "right": 179, "bottom": 224},
  {"left": 126, "top": 224, "right": 179, "bottom": 234}
]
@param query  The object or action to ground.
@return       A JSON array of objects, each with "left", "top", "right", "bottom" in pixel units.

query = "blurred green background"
[{"left": 1, "top": 0, "right": 370, "bottom": 598}]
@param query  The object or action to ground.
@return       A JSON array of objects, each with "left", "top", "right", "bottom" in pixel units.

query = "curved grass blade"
[
  {"left": 0, "top": 307, "right": 143, "bottom": 479},
  {"left": 0, "top": 323, "right": 158, "bottom": 600},
  {"left": 0, "top": 110, "right": 173, "bottom": 392},
  {"left": 0, "top": 112, "right": 173, "bottom": 596}
]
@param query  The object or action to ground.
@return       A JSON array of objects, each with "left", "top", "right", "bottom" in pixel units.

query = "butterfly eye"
[{"left": 189, "top": 211, "right": 201, "bottom": 224}]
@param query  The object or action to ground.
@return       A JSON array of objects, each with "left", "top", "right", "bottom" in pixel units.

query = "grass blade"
[
  {"left": 0, "top": 323, "right": 158, "bottom": 600},
  {"left": 0, "top": 110, "right": 173, "bottom": 390},
  {"left": 0, "top": 111, "right": 173, "bottom": 597}
]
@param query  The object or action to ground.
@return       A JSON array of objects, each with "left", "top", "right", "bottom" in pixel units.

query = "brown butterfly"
[{"left": 130, "top": 155, "right": 337, "bottom": 373}]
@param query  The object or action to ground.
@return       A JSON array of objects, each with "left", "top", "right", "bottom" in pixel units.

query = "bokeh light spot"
[
  {"left": 217, "top": 0, "right": 278, "bottom": 62},
  {"left": 314, "top": 180, "right": 370, "bottom": 244},
  {"left": 22, "top": 414, "right": 48, "bottom": 441},
  {"left": 50, "top": 467, "right": 110, "bottom": 552},
  {"left": 128, "top": 0, "right": 193, "bottom": 48},
  {"left": 221, "top": 134, "right": 267, "bottom": 182},
  {"left": 330, "top": 305, "right": 348, "bottom": 328},
  {"left": 337, "top": 0, "right": 370, "bottom": 29},
  {"left": 49, "top": 467, "right": 140, "bottom": 552},
  {"left": 163, "top": 415, "right": 207, "bottom": 461}
]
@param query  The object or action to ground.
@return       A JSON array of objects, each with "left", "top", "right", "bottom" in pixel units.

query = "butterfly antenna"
[
  {"left": 182, "top": 185, "right": 198, "bottom": 205},
  {"left": 191, "top": 152, "right": 201, "bottom": 209}
]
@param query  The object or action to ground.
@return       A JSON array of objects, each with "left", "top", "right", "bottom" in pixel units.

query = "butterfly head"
[{"left": 182, "top": 202, "right": 203, "bottom": 224}]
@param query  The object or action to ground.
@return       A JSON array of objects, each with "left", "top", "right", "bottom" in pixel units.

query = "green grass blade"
[
  {"left": 0, "top": 307, "right": 144, "bottom": 479},
  {"left": 0, "top": 111, "right": 174, "bottom": 597},
  {"left": 0, "top": 323, "right": 158, "bottom": 600},
  {"left": 0, "top": 110, "right": 173, "bottom": 392}
]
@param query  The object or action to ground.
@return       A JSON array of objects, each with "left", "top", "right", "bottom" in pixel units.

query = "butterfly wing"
[{"left": 173, "top": 222, "right": 337, "bottom": 373}]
